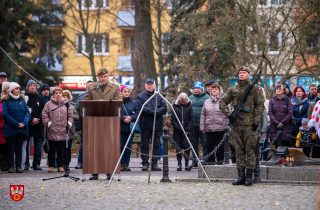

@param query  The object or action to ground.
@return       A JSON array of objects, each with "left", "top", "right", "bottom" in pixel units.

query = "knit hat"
[
  {"left": 193, "top": 81, "right": 203, "bottom": 91},
  {"left": 40, "top": 83, "right": 50, "bottom": 93},
  {"left": 9, "top": 82, "right": 20, "bottom": 93},
  {"left": 62, "top": 90, "right": 73, "bottom": 101},
  {"left": 120, "top": 85, "right": 130, "bottom": 92},
  {"left": 97, "top": 67, "right": 109, "bottom": 76},
  {"left": 205, "top": 80, "right": 215, "bottom": 87},
  {"left": 302, "top": 118, "right": 309, "bottom": 125},
  {"left": 26, "top": 79, "right": 37, "bottom": 92},
  {"left": 238, "top": 66, "right": 250, "bottom": 74},
  {"left": 2, "top": 82, "right": 10, "bottom": 93},
  {"left": 283, "top": 82, "right": 290, "bottom": 90}
]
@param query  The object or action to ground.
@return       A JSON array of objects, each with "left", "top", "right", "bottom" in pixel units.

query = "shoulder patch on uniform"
[{"left": 259, "top": 87, "right": 262, "bottom": 91}]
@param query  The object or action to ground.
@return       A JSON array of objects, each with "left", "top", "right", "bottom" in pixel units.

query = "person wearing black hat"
[
  {"left": 282, "top": 83, "right": 293, "bottom": 99},
  {"left": 205, "top": 80, "right": 215, "bottom": 95},
  {"left": 24, "top": 80, "right": 45, "bottom": 170},
  {"left": 40, "top": 84, "right": 52, "bottom": 104},
  {"left": 0, "top": 72, "right": 8, "bottom": 99},
  {"left": 136, "top": 78, "right": 167, "bottom": 171}
]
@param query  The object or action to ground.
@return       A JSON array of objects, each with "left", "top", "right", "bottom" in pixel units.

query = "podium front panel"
[{"left": 83, "top": 117, "right": 120, "bottom": 174}]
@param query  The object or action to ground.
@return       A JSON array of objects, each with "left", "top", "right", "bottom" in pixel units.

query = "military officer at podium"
[{"left": 84, "top": 67, "right": 122, "bottom": 180}]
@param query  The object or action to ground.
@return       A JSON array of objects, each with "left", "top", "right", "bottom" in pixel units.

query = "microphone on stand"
[{"left": 97, "top": 83, "right": 102, "bottom": 89}]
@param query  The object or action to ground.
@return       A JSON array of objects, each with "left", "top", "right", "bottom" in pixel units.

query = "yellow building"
[{"left": 34, "top": 0, "right": 178, "bottom": 91}]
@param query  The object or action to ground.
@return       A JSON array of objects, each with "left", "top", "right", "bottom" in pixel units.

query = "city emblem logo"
[{"left": 10, "top": 185, "right": 24, "bottom": 201}]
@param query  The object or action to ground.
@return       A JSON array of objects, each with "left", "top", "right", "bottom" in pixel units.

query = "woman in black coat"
[{"left": 171, "top": 93, "right": 194, "bottom": 171}]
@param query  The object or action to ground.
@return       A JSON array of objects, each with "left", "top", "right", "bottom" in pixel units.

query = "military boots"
[
  {"left": 232, "top": 168, "right": 246, "bottom": 185},
  {"left": 245, "top": 169, "right": 254, "bottom": 186}
]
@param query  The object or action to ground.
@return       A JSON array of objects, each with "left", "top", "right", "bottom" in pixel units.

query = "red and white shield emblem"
[{"left": 10, "top": 185, "right": 24, "bottom": 201}]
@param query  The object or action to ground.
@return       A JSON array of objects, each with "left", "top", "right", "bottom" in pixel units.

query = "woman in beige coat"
[
  {"left": 200, "top": 84, "right": 229, "bottom": 164},
  {"left": 42, "top": 87, "right": 74, "bottom": 172}
]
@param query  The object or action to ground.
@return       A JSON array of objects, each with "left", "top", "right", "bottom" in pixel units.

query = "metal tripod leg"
[
  {"left": 107, "top": 92, "right": 156, "bottom": 187},
  {"left": 148, "top": 92, "right": 158, "bottom": 183},
  {"left": 159, "top": 93, "right": 212, "bottom": 186}
]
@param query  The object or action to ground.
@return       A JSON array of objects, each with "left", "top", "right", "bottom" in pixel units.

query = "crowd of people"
[{"left": 0, "top": 66, "right": 320, "bottom": 178}]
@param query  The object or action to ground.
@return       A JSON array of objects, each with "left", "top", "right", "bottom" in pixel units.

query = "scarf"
[
  {"left": 238, "top": 78, "right": 250, "bottom": 88},
  {"left": 9, "top": 93, "right": 19, "bottom": 100}
]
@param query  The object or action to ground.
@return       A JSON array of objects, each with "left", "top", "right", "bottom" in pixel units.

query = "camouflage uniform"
[{"left": 219, "top": 78, "right": 265, "bottom": 169}]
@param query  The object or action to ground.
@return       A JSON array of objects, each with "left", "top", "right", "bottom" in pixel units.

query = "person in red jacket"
[{"left": 0, "top": 82, "right": 10, "bottom": 171}]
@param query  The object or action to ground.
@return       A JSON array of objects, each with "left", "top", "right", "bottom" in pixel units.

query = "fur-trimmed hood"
[{"left": 1, "top": 94, "right": 26, "bottom": 103}]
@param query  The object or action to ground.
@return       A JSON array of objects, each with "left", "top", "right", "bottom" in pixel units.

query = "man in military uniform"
[
  {"left": 84, "top": 67, "right": 122, "bottom": 180},
  {"left": 219, "top": 66, "right": 265, "bottom": 186}
]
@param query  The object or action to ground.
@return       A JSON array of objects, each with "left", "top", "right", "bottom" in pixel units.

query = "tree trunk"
[{"left": 131, "top": 0, "right": 157, "bottom": 98}]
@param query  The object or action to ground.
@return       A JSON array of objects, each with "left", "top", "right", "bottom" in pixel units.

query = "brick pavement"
[{"left": 0, "top": 158, "right": 318, "bottom": 209}]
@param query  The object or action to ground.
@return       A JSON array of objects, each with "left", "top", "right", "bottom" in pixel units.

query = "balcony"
[
  {"left": 33, "top": 11, "right": 63, "bottom": 27},
  {"left": 117, "top": 10, "right": 135, "bottom": 27},
  {"left": 118, "top": 55, "right": 133, "bottom": 71}
]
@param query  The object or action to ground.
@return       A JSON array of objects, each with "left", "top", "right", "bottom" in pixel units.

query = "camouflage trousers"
[{"left": 230, "top": 126, "right": 257, "bottom": 169}]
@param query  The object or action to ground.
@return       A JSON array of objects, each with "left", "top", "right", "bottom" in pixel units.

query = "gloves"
[
  {"left": 68, "top": 121, "right": 72, "bottom": 128},
  {"left": 252, "top": 124, "right": 258, "bottom": 132},
  {"left": 48, "top": 122, "right": 51, "bottom": 128},
  {"left": 228, "top": 115, "right": 236, "bottom": 122}
]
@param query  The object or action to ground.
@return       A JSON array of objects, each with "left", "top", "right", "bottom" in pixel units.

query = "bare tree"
[{"left": 131, "top": 0, "right": 157, "bottom": 97}]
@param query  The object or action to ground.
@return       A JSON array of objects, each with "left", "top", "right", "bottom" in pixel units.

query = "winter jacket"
[
  {"left": 257, "top": 110, "right": 268, "bottom": 143},
  {"left": 136, "top": 91, "right": 167, "bottom": 131},
  {"left": 296, "top": 127, "right": 316, "bottom": 147},
  {"left": 189, "top": 91, "right": 210, "bottom": 127},
  {"left": 287, "top": 91, "right": 293, "bottom": 99},
  {"left": 121, "top": 97, "right": 140, "bottom": 133},
  {"left": 269, "top": 95, "right": 293, "bottom": 142},
  {"left": 291, "top": 97, "right": 309, "bottom": 132},
  {"left": 0, "top": 103, "right": 5, "bottom": 144},
  {"left": 200, "top": 87, "right": 229, "bottom": 132},
  {"left": 1, "top": 94, "right": 31, "bottom": 138},
  {"left": 306, "top": 93, "right": 316, "bottom": 107},
  {"left": 171, "top": 100, "right": 194, "bottom": 135},
  {"left": 69, "top": 105, "right": 79, "bottom": 139},
  {"left": 25, "top": 92, "right": 45, "bottom": 138},
  {"left": 75, "top": 94, "right": 85, "bottom": 131},
  {"left": 171, "top": 100, "right": 194, "bottom": 147},
  {"left": 42, "top": 97, "right": 74, "bottom": 141},
  {"left": 308, "top": 97, "right": 320, "bottom": 118}
]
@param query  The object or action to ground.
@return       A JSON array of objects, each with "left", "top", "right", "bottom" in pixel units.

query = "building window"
[
  {"left": 129, "top": 36, "right": 135, "bottom": 52},
  {"left": 268, "top": 31, "right": 285, "bottom": 52},
  {"left": 307, "top": 34, "right": 320, "bottom": 49},
  {"left": 162, "top": 33, "right": 170, "bottom": 53},
  {"left": 76, "top": 33, "right": 109, "bottom": 56},
  {"left": 78, "top": 0, "right": 109, "bottom": 10},
  {"left": 259, "top": 0, "right": 286, "bottom": 6}
]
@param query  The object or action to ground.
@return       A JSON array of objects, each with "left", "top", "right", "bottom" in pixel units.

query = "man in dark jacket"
[
  {"left": 136, "top": 78, "right": 167, "bottom": 171},
  {"left": 74, "top": 80, "right": 93, "bottom": 169},
  {"left": 40, "top": 83, "right": 52, "bottom": 104},
  {"left": 25, "top": 80, "right": 45, "bottom": 170},
  {"left": 205, "top": 80, "right": 215, "bottom": 95},
  {"left": 283, "top": 83, "right": 293, "bottom": 99},
  {"left": 307, "top": 84, "right": 317, "bottom": 106},
  {"left": 189, "top": 81, "right": 210, "bottom": 168}
]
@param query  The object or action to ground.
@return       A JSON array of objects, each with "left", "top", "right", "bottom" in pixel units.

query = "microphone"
[{"left": 97, "top": 83, "right": 102, "bottom": 89}]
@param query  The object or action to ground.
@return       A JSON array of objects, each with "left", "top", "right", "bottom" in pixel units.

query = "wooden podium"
[{"left": 79, "top": 100, "right": 123, "bottom": 174}]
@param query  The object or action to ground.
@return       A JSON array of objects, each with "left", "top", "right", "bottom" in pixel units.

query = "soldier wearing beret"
[
  {"left": 84, "top": 67, "right": 122, "bottom": 180},
  {"left": 219, "top": 66, "right": 265, "bottom": 186},
  {"left": 84, "top": 67, "right": 122, "bottom": 101}
]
